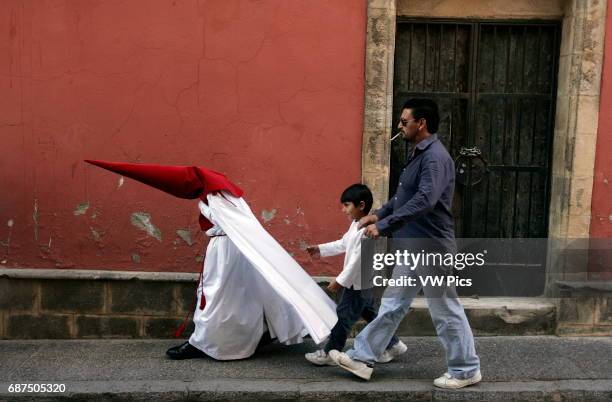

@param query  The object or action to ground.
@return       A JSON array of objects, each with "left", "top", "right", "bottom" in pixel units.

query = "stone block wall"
[
  {"left": 1, "top": 268, "right": 594, "bottom": 339},
  {"left": 0, "top": 270, "right": 197, "bottom": 339},
  {"left": 556, "top": 282, "right": 612, "bottom": 335}
]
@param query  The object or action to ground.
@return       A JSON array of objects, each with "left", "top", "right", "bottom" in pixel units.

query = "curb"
[{"left": 1, "top": 379, "right": 611, "bottom": 401}]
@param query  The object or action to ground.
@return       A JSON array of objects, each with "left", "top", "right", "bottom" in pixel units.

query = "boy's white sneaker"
[
  {"left": 378, "top": 340, "right": 408, "bottom": 363},
  {"left": 305, "top": 349, "right": 337, "bottom": 366},
  {"left": 328, "top": 350, "right": 373, "bottom": 381},
  {"left": 433, "top": 370, "right": 482, "bottom": 389}
]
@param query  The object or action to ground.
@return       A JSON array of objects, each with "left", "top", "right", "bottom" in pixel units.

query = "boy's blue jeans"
[
  {"left": 346, "top": 265, "right": 481, "bottom": 379},
  {"left": 324, "top": 286, "right": 398, "bottom": 353}
]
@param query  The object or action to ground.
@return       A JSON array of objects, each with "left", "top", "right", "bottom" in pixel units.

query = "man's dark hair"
[
  {"left": 402, "top": 98, "right": 439, "bottom": 133},
  {"left": 340, "top": 183, "right": 373, "bottom": 214}
]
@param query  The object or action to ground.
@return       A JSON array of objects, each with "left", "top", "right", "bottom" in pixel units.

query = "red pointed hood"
[
  {"left": 84, "top": 160, "right": 244, "bottom": 231},
  {"left": 84, "top": 160, "right": 243, "bottom": 200}
]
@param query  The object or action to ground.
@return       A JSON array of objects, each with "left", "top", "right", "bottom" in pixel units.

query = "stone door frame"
[{"left": 361, "top": 0, "right": 607, "bottom": 290}]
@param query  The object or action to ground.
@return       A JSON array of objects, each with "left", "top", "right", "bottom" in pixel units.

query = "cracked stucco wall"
[{"left": 0, "top": 0, "right": 367, "bottom": 275}]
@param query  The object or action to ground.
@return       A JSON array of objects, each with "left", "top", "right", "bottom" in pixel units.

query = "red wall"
[
  {"left": 590, "top": 0, "right": 612, "bottom": 278},
  {"left": 0, "top": 0, "right": 366, "bottom": 275}
]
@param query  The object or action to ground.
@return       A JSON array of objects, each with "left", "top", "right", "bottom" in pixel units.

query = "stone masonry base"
[{"left": 1, "top": 268, "right": 609, "bottom": 339}]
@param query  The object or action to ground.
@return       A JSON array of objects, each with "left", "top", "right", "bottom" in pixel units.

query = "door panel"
[{"left": 392, "top": 19, "right": 560, "bottom": 295}]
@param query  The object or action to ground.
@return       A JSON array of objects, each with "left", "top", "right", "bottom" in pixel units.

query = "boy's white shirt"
[{"left": 318, "top": 220, "right": 367, "bottom": 290}]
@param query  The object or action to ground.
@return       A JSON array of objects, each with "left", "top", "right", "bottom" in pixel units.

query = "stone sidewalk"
[{"left": 1, "top": 336, "right": 611, "bottom": 401}]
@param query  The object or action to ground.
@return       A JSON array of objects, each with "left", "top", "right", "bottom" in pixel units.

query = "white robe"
[{"left": 189, "top": 192, "right": 337, "bottom": 360}]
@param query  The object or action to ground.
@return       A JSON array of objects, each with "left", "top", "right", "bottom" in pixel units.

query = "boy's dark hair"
[
  {"left": 402, "top": 98, "right": 439, "bottom": 133},
  {"left": 340, "top": 184, "right": 373, "bottom": 214}
]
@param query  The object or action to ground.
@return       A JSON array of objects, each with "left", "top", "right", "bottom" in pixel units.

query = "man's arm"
[
  {"left": 373, "top": 197, "right": 395, "bottom": 221},
  {"left": 376, "top": 155, "right": 449, "bottom": 235}
]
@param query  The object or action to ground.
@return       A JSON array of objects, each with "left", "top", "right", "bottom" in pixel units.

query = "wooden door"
[{"left": 391, "top": 20, "right": 560, "bottom": 295}]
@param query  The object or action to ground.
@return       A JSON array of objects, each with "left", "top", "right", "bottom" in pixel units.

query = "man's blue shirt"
[{"left": 374, "top": 134, "right": 456, "bottom": 247}]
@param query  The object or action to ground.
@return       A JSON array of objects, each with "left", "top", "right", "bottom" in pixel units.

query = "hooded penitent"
[{"left": 84, "top": 160, "right": 337, "bottom": 350}]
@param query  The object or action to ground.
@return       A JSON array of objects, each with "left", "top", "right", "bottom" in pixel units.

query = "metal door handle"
[{"left": 455, "top": 146, "right": 489, "bottom": 186}]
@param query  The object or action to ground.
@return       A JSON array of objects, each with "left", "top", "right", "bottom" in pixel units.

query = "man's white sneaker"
[
  {"left": 378, "top": 340, "right": 408, "bottom": 363},
  {"left": 433, "top": 370, "right": 482, "bottom": 389},
  {"left": 328, "top": 350, "right": 373, "bottom": 381},
  {"left": 305, "top": 349, "right": 337, "bottom": 366}
]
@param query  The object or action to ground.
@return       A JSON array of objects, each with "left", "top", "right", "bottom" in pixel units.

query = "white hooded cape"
[{"left": 189, "top": 191, "right": 337, "bottom": 359}]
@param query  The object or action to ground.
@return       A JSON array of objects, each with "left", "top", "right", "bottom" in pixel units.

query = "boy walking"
[
  {"left": 305, "top": 184, "right": 407, "bottom": 366},
  {"left": 328, "top": 99, "right": 481, "bottom": 387}
]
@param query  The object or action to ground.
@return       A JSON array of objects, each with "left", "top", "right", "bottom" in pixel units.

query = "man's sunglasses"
[{"left": 399, "top": 118, "right": 420, "bottom": 127}]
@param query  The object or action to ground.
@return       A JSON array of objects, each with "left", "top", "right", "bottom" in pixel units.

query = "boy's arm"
[
  {"left": 317, "top": 238, "right": 346, "bottom": 257},
  {"left": 335, "top": 229, "right": 364, "bottom": 287}
]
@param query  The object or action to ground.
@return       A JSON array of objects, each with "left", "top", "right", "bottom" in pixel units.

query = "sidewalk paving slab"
[{"left": 1, "top": 336, "right": 610, "bottom": 401}]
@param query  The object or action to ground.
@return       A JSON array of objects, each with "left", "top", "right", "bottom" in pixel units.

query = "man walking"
[{"left": 329, "top": 98, "right": 481, "bottom": 389}]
